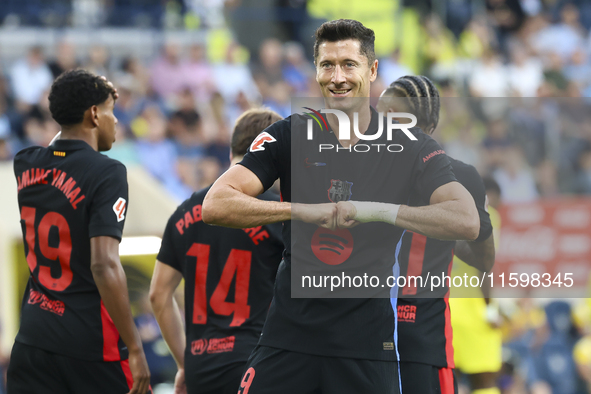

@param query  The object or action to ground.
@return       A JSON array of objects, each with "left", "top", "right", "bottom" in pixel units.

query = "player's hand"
[
  {"left": 173, "top": 368, "right": 187, "bottom": 394},
  {"left": 292, "top": 203, "right": 338, "bottom": 230},
  {"left": 336, "top": 201, "right": 360, "bottom": 229},
  {"left": 127, "top": 348, "right": 151, "bottom": 394},
  {"left": 100, "top": 75, "right": 119, "bottom": 100}
]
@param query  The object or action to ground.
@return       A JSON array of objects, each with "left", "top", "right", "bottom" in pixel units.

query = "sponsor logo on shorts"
[
  {"left": 383, "top": 342, "right": 394, "bottom": 350},
  {"left": 397, "top": 304, "right": 416, "bottom": 323},
  {"left": 191, "top": 336, "right": 236, "bottom": 355},
  {"left": 28, "top": 289, "right": 65, "bottom": 316}
]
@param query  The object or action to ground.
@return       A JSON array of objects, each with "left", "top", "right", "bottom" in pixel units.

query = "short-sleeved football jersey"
[
  {"left": 156, "top": 186, "right": 283, "bottom": 392},
  {"left": 396, "top": 158, "right": 492, "bottom": 367},
  {"left": 14, "top": 139, "right": 129, "bottom": 362},
  {"left": 238, "top": 108, "right": 457, "bottom": 361}
]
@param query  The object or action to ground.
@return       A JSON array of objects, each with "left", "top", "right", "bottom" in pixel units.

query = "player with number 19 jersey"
[
  {"left": 156, "top": 186, "right": 283, "bottom": 392},
  {"left": 14, "top": 139, "right": 129, "bottom": 362}
]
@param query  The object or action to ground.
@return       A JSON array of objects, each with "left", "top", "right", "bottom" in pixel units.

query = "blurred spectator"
[
  {"left": 531, "top": 4, "right": 585, "bottom": 62},
  {"left": 213, "top": 43, "right": 260, "bottom": 117},
  {"left": 378, "top": 50, "right": 412, "bottom": 87},
  {"left": 184, "top": 43, "right": 215, "bottom": 104},
  {"left": 531, "top": 302, "right": 585, "bottom": 394},
  {"left": 22, "top": 105, "right": 59, "bottom": 148},
  {"left": 507, "top": 43, "right": 543, "bottom": 97},
  {"left": 282, "top": 41, "right": 314, "bottom": 94},
  {"left": 115, "top": 57, "right": 150, "bottom": 95},
  {"left": 564, "top": 49, "right": 591, "bottom": 94},
  {"left": 252, "top": 38, "right": 285, "bottom": 101},
  {"left": 469, "top": 50, "right": 510, "bottom": 97},
  {"left": 487, "top": 0, "right": 526, "bottom": 54},
  {"left": 150, "top": 42, "right": 188, "bottom": 102},
  {"left": 48, "top": 40, "right": 78, "bottom": 78},
  {"left": 9, "top": 47, "right": 53, "bottom": 111},
  {"left": 84, "top": 45, "right": 110, "bottom": 78},
  {"left": 482, "top": 119, "right": 513, "bottom": 170},
  {"left": 133, "top": 105, "right": 192, "bottom": 201},
  {"left": 169, "top": 88, "right": 204, "bottom": 158},
  {"left": 493, "top": 146, "right": 540, "bottom": 203}
]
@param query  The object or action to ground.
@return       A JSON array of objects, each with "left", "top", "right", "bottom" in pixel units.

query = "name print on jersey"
[
  {"left": 17, "top": 168, "right": 86, "bottom": 209},
  {"left": 176, "top": 203, "right": 270, "bottom": 245}
]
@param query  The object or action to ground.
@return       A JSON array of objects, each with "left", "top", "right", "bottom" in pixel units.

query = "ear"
[
  {"left": 89, "top": 105, "right": 100, "bottom": 127},
  {"left": 369, "top": 59, "right": 378, "bottom": 83}
]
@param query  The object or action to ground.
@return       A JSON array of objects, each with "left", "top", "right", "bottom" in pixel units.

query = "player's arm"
[
  {"left": 337, "top": 181, "right": 479, "bottom": 241},
  {"left": 454, "top": 233, "right": 495, "bottom": 272},
  {"left": 149, "top": 262, "right": 185, "bottom": 368},
  {"left": 202, "top": 165, "right": 338, "bottom": 229},
  {"left": 149, "top": 261, "right": 186, "bottom": 394},
  {"left": 394, "top": 181, "right": 480, "bottom": 240},
  {"left": 90, "top": 236, "right": 150, "bottom": 394}
]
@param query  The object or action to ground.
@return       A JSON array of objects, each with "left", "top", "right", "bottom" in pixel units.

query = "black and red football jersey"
[
  {"left": 238, "top": 108, "right": 457, "bottom": 361},
  {"left": 14, "top": 139, "right": 129, "bottom": 362},
  {"left": 397, "top": 157, "right": 493, "bottom": 367},
  {"left": 156, "top": 186, "right": 283, "bottom": 392}
]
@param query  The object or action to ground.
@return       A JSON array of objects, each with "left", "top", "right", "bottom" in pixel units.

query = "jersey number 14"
[{"left": 187, "top": 243, "right": 252, "bottom": 327}]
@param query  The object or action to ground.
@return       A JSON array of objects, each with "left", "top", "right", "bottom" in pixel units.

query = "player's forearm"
[
  {"left": 91, "top": 259, "right": 144, "bottom": 354},
  {"left": 454, "top": 233, "right": 495, "bottom": 272},
  {"left": 396, "top": 201, "right": 480, "bottom": 241},
  {"left": 203, "top": 184, "right": 290, "bottom": 228},
  {"left": 150, "top": 294, "right": 185, "bottom": 368}
]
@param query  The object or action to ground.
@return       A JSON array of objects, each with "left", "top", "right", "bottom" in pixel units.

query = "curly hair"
[
  {"left": 48, "top": 69, "right": 116, "bottom": 126},
  {"left": 382, "top": 75, "right": 440, "bottom": 134},
  {"left": 314, "top": 19, "right": 376, "bottom": 65}
]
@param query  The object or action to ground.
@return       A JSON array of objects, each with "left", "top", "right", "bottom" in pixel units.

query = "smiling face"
[
  {"left": 96, "top": 95, "right": 118, "bottom": 151},
  {"left": 315, "top": 39, "right": 377, "bottom": 110}
]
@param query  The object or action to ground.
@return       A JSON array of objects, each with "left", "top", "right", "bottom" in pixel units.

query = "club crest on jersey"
[
  {"left": 113, "top": 197, "right": 127, "bottom": 222},
  {"left": 249, "top": 132, "right": 276, "bottom": 152},
  {"left": 328, "top": 179, "right": 353, "bottom": 202}
]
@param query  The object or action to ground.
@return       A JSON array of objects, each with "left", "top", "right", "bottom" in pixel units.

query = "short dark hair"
[
  {"left": 382, "top": 75, "right": 440, "bottom": 133},
  {"left": 231, "top": 108, "right": 282, "bottom": 157},
  {"left": 48, "top": 69, "right": 116, "bottom": 126},
  {"left": 314, "top": 19, "right": 376, "bottom": 65}
]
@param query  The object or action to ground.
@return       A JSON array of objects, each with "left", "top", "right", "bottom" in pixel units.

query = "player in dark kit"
[
  {"left": 149, "top": 108, "right": 284, "bottom": 394},
  {"left": 376, "top": 75, "right": 496, "bottom": 394},
  {"left": 202, "top": 20, "right": 480, "bottom": 394},
  {"left": 7, "top": 70, "right": 151, "bottom": 394}
]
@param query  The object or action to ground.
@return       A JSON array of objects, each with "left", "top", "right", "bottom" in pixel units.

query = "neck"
[
  {"left": 230, "top": 155, "right": 243, "bottom": 167},
  {"left": 325, "top": 100, "right": 372, "bottom": 148},
  {"left": 60, "top": 126, "right": 98, "bottom": 151}
]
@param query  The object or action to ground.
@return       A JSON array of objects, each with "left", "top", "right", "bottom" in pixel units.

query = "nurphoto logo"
[{"left": 304, "top": 108, "right": 418, "bottom": 153}]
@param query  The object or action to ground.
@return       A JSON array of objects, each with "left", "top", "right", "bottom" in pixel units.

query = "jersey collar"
[{"left": 50, "top": 139, "right": 95, "bottom": 152}]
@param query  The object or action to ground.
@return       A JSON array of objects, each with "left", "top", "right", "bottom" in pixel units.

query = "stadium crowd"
[{"left": 1, "top": 1, "right": 591, "bottom": 393}]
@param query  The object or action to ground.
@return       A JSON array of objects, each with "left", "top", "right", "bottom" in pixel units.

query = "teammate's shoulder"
[
  {"left": 92, "top": 153, "right": 127, "bottom": 175},
  {"left": 449, "top": 157, "right": 481, "bottom": 181},
  {"left": 264, "top": 116, "right": 292, "bottom": 136},
  {"left": 171, "top": 187, "right": 208, "bottom": 219},
  {"left": 14, "top": 145, "right": 46, "bottom": 164}
]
